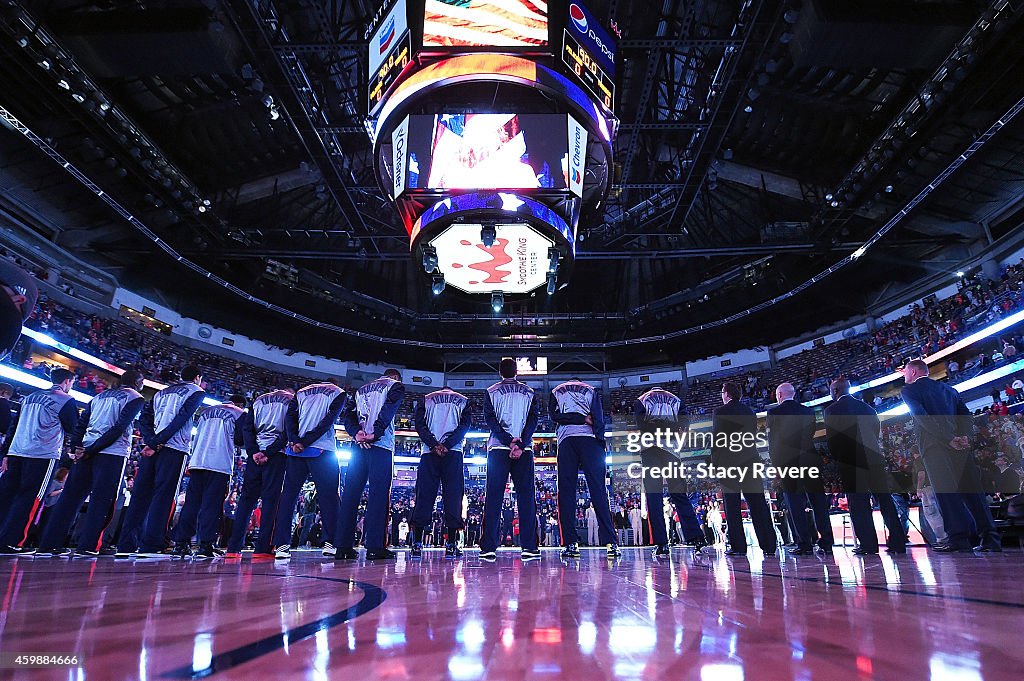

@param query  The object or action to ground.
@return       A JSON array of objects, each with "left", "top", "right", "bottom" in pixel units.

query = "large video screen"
[
  {"left": 406, "top": 113, "right": 571, "bottom": 191},
  {"left": 514, "top": 357, "right": 548, "bottom": 375},
  {"left": 423, "top": 0, "right": 549, "bottom": 48}
]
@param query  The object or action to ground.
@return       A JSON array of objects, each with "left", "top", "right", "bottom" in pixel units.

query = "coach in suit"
[
  {"left": 713, "top": 382, "right": 777, "bottom": 556},
  {"left": 823, "top": 379, "right": 905, "bottom": 555},
  {"left": 767, "top": 383, "right": 834, "bottom": 555},
  {"left": 900, "top": 359, "right": 999, "bottom": 552}
]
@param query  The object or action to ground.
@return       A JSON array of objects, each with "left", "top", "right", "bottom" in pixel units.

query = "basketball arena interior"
[{"left": 1, "top": 0, "right": 1023, "bottom": 679}]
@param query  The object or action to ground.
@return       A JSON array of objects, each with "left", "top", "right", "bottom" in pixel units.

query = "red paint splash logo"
[{"left": 451, "top": 238, "right": 512, "bottom": 284}]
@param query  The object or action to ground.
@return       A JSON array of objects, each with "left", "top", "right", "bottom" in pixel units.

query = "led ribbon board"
[
  {"left": 372, "top": 54, "right": 613, "bottom": 146},
  {"left": 410, "top": 192, "right": 573, "bottom": 295}
]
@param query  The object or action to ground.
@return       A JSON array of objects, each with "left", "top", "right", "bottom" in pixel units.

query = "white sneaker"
[
  {"left": 274, "top": 545, "right": 291, "bottom": 560},
  {"left": 321, "top": 542, "right": 336, "bottom": 557}
]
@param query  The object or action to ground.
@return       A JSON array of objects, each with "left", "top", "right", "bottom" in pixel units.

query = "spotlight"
[
  {"left": 421, "top": 246, "right": 438, "bottom": 273},
  {"left": 956, "top": 270, "right": 965, "bottom": 278},
  {"left": 546, "top": 272, "right": 557, "bottom": 295},
  {"left": 269, "top": 106, "right": 280, "bottom": 121},
  {"left": 481, "top": 224, "right": 496, "bottom": 248},
  {"left": 57, "top": 79, "right": 70, "bottom": 90},
  {"left": 431, "top": 273, "right": 445, "bottom": 295},
  {"left": 743, "top": 104, "right": 753, "bottom": 113},
  {"left": 548, "top": 247, "right": 560, "bottom": 272},
  {"left": 884, "top": 185, "right": 894, "bottom": 193},
  {"left": 491, "top": 291, "right": 504, "bottom": 313},
  {"left": 825, "top": 193, "right": 834, "bottom": 201}
]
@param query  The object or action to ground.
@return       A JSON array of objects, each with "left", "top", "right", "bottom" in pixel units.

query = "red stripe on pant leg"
[{"left": 17, "top": 498, "right": 43, "bottom": 549}]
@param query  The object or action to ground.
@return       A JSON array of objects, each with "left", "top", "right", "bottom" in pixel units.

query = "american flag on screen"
[{"left": 423, "top": 0, "right": 549, "bottom": 47}]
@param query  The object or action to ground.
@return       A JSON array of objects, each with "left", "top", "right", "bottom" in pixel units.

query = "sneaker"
[
  {"left": 170, "top": 543, "right": 191, "bottom": 559},
  {"left": 74, "top": 548, "right": 100, "bottom": 558},
  {"left": 560, "top": 544, "right": 580, "bottom": 559},
  {"left": 274, "top": 545, "right": 291, "bottom": 560},
  {"left": 365, "top": 548, "right": 397, "bottom": 560},
  {"left": 411, "top": 542, "right": 423, "bottom": 558},
  {"left": 98, "top": 546, "right": 118, "bottom": 557},
  {"left": 36, "top": 547, "right": 72, "bottom": 558},
  {"left": 606, "top": 544, "right": 622, "bottom": 559},
  {"left": 321, "top": 542, "right": 337, "bottom": 558},
  {"left": 479, "top": 550, "right": 497, "bottom": 561},
  {"left": 445, "top": 542, "right": 463, "bottom": 558},
  {"left": 521, "top": 548, "right": 541, "bottom": 561},
  {"left": 114, "top": 550, "right": 135, "bottom": 559},
  {"left": 0, "top": 545, "right": 23, "bottom": 556},
  {"left": 334, "top": 548, "right": 359, "bottom": 560},
  {"left": 653, "top": 544, "right": 670, "bottom": 557},
  {"left": 194, "top": 544, "right": 222, "bottom": 560}
]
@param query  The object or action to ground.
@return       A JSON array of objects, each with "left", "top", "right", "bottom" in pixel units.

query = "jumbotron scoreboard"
[{"left": 367, "top": 0, "right": 618, "bottom": 300}]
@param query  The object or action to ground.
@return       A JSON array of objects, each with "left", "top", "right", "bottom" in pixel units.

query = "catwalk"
[{"left": 0, "top": 547, "right": 1020, "bottom": 680}]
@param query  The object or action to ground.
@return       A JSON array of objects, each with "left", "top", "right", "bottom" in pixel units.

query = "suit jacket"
[
  {"left": 823, "top": 395, "right": 888, "bottom": 493},
  {"left": 766, "top": 399, "right": 817, "bottom": 468},
  {"left": 711, "top": 400, "right": 760, "bottom": 468},
  {"left": 900, "top": 377, "right": 972, "bottom": 457}
]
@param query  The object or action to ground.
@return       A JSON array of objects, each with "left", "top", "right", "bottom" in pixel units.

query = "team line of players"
[{"left": 0, "top": 358, "right": 705, "bottom": 561}]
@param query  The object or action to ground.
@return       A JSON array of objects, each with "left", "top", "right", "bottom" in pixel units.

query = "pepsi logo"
[
  {"left": 378, "top": 16, "right": 395, "bottom": 55},
  {"left": 569, "top": 4, "right": 588, "bottom": 34}
]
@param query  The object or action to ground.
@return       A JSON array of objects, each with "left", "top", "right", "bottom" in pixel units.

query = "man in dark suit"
[
  {"left": 823, "top": 378, "right": 905, "bottom": 555},
  {"left": 900, "top": 359, "right": 1000, "bottom": 552},
  {"left": 767, "top": 382, "right": 834, "bottom": 555},
  {"left": 713, "top": 382, "right": 777, "bottom": 557}
]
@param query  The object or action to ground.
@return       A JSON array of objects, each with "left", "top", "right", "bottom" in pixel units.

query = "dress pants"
[
  {"left": 645, "top": 492, "right": 704, "bottom": 545},
  {"left": 480, "top": 448, "right": 537, "bottom": 552},
  {"left": 412, "top": 449, "right": 465, "bottom": 536},
  {"left": 173, "top": 469, "right": 230, "bottom": 545},
  {"left": 39, "top": 454, "right": 127, "bottom": 552},
  {"left": 227, "top": 454, "right": 286, "bottom": 553},
  {"left": 555, "top": 437, "right": 615, "bottom": 547},
  {"left": 272, "top": 449, "right": 340, "bottom": 549},
  {"left": 722, "top": 482, "right": 777, "bottom": 554},
  {"left": 846, "top": 493, "right": 905, "bottom": 552},
  {"left": 336, "top": 445, "right": 393, "bottom": 551},
  {"left": 784, "top": 491, "right": 834, "bottom": 550},
  {"left": 0, "top": 456, "right": 55, "bottom": 548},
  {"left": 920, "top": 447, "right": 995, "bottom": 548},
  {"left": 118, "top": 447, "right": 188, "bottom": 552}
]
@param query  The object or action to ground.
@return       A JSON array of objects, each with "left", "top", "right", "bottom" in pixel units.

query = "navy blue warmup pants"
[
  {"left": 645, "top": 492, "right": 703, "bottom": 545},
  {"left": 227, "top": 454, "right": 286, "bottom": 553},
  {"left": 173, "top": 469, "right": 230, "bottom": 545},
  {"left": 412, "top": 450, "right": 465, "bottom": 535},
  {"left": 336, "top": 445, "right": 393, "bottom": 551},
  {"left": 556, "top": 437, "right": 616, "bottom": 547},
  {"left": 481, "top": 447, "right": 537, "bottom": 552},
  {"left": 39, "top": 454, "right": 127, "bottom": 552},
  {"left": 0, "top": 456, "right": 55, "bottom": 548},
  {"left": 118, "top": 447, "right": 188, "bottom": 552},
  {"left": 272, "top": 449, "right": 340, "bottom": 549}
]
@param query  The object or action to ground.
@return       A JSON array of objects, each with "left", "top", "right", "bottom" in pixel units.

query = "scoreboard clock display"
[
  {"left": 562, "top": 30, "right": 614, "bottom": 112},
  {"left": 369, "top": 31, "right": 413, "bottom": 115}
]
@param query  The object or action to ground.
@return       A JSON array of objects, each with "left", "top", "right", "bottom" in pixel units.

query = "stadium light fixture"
[
  {"left": 422, "top": 246, "right": 438, "bottom": 273},
  {"left": 548, "top": 247, "right": 560, "bottom": 272},
  {"left": 546, "top": 272, "right": 557, "bottom": 296},
  {"left": 491, "top": 291, "right": 504, "bottom": 313},
  {"left": 432, "top": 273, "right": 445, "bottom": 295},
  {"left": 481, "top": 224, "right": 497, "bottom": 248}
]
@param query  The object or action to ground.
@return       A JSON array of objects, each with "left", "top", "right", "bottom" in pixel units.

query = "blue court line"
[{"left": 162, "top": 575, "right": 386, "bottom": 679}]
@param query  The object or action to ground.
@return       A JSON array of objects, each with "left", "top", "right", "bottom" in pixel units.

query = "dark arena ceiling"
[{"left": 2, "top": 0, "right": 1024, "bottom": 369}]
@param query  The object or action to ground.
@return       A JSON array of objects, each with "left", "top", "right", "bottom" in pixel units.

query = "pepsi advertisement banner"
[{"left": 565, "top": 1, "right": 616, "bottom": 77}]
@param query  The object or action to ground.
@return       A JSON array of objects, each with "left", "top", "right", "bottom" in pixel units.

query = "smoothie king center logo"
[{"left": 430, "top": 224, "right": 554, "bottom": 294}]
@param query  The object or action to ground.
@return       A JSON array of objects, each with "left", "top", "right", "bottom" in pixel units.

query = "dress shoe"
[
  {"left": 787, "top": 546, "right": 813, "bottom": 555},
  {"left": 885, "top": 547, "right": 907, "bottom": 555},
  {"left": 851, "top": 547, "right": 878, "bottom": 556},
  {"left": 933, "top": 543, "right": 973, "bottom": 553},
  {"left": 365, "top": 548, "right": 397, "bottom": 560},
  {"left": 334, "top": 548, "right": 359, "bottom": 560},
  {"left": 724, "top": 549, "right": 746, "bottom": 557}
]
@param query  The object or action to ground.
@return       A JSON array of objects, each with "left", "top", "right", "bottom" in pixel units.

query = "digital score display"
[
  {"left": 369, "top": 31, "right": 413, "bottom": 116},
  {"left": 562, "top": 30, "right": 614, "bottom": 112}
]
